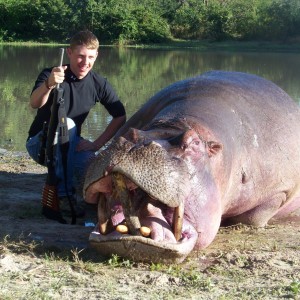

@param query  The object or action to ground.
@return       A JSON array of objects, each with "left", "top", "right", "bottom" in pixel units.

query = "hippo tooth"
[
  {"left": 140, "top": 226, "right": 151, "bottom": 237},
  {"left": 112, "top": 172, "right": 142, "bottom": 236},
  {"left": 98, "top": 194, "right": 110, "bottom": 234},
  {"left": 172, "top": 201, "right": 184, "bottom": 241},
  {"left": 116, "top": 224, "right": 129, "bottom": 234}
]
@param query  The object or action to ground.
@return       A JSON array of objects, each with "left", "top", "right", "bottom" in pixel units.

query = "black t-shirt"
[{"left": 28, "top": 65, "right": 125, "bottom": 137}]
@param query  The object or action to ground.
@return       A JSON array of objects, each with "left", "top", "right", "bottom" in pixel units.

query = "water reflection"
[{"left": 1, "top": 45, "right": 300, "bottom": 151}]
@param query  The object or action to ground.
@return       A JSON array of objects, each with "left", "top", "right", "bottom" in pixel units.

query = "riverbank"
[
  {"left": 0, "top": 150, "right": 300, "bottom": 299},
  {"left": 2, "top": 40, "right": 300, "bottom": 53}
]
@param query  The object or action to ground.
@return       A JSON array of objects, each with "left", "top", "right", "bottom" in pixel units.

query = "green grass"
[{"left": 288, "top": 280, "right": 300, "bottom": 296}]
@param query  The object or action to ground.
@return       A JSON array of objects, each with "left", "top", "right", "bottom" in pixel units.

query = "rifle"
[{"left": 41, "top": 48, "right": 76, "bottom": 225}]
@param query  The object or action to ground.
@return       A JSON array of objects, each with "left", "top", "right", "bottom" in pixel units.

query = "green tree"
[
  {"left": 202, "top": 0, "right": 229, "bottom": 41},
  {"left": 171, "top": 0, "right": 206, "bottom": 39},
  {"left": 225, "top": 0, "right": 260, "bottom": 40},
  {"left": 0, "top": 0, "right": 72, "bottom": 42},
  {"left": 257, "top": 0, "right": 300, "bottom": 40},
  {"left": 97, "top": 0, "right": 171, "bottom": 44}
]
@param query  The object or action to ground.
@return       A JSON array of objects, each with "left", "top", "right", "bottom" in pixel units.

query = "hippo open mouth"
[
  {"left": 87, "top": 173, "right": 198, "bottom": 264},
  {"left": 84, "top": 139, "right": 198, "bottom": 264}
]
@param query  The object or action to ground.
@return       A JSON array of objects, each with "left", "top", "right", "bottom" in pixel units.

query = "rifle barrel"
[{"left": 57, "top": 48, "right": 64, "bottom": 89}]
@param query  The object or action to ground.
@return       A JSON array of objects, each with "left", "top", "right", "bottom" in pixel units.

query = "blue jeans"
[{"left": 26, "top": 118, "right": 95, "bottom": 197}]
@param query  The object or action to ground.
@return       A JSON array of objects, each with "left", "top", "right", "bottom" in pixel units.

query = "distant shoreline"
[{"left": 1, "top": 40, "right": 300, "bottom": 53}]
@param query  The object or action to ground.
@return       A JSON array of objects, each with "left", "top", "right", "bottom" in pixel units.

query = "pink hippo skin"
[{"left": 84, "top": 71, "right": 300, "bottom": 264}]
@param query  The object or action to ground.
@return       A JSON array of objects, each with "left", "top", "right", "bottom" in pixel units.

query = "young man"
[{"left": 26, "top": 30, "right": 126, "bottom": 219}]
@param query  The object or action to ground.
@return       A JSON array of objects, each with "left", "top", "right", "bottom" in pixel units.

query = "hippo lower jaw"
[
  {"left": 89, "top": 227, "right": 198, "bottom": 264},
  {"left": 86, "top": 172, "right": 198, "bottom": 264}
]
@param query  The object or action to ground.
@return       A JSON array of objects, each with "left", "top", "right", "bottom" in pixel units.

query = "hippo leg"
[{"left": 224, "top": 192, "right": 286, "bottom": 227}]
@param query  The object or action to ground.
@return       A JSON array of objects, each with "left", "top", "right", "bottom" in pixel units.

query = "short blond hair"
[{"left": 69, "top": 30, "right": 99, "bottom": 50}]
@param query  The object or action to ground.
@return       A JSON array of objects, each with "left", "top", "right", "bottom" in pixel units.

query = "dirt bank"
[{"left": 0, "top": 151, "right": 299, "bottom": 299}]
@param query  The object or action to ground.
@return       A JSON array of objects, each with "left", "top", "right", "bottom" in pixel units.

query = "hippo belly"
[{"left": 84, "top": 71, "right": 300, "bottom": 264}]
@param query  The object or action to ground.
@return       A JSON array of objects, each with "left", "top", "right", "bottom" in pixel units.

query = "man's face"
[{"left": 67, "top": 45, "right": 98, "bottom": 79}]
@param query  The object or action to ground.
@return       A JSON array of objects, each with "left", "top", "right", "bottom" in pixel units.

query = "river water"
[{"left": 1, "top": 45, "right": 300, "bottom": 151}]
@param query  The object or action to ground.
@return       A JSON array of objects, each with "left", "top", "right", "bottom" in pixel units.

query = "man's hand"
[
  {"left": 76, "top": 115, "right": 126, "bottom": 153},
  {"left": 30, "top": 65, "right": 68, "bottom": 109},
  {"left": 47, "top": 66, "right": 67, "bottom": 88},
  {"left": 76, "top": 139, "right": 98, "bottom": 152}
]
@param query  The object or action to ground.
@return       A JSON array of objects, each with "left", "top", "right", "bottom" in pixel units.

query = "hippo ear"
[{"left": 207, "top": 141, "right": 223, "bottom": 157}]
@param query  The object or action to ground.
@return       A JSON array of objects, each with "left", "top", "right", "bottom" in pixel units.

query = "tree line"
[{"left": 0, "top": 0, "right": 299, "bottom": 44}]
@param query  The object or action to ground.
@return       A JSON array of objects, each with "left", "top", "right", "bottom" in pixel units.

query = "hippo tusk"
[
  {"left": 98, "top": 194, "right": 110, "bottom": 234},
  {"left": 173, "top": 201, "right": 184, "bottom": 241},
  {"left": 112, "top": 172, "right": 142, "bottom": 236}
]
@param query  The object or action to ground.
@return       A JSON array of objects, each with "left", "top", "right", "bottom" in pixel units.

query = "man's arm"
[
  {"left": 30, "top": 66, "right": 67, "bottom": 109},
  {"left": 76, "top": 115, "right": 126, "bottom": 152}
]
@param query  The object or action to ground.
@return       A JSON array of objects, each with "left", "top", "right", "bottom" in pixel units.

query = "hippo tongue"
[{"left": 110, "top": 204, "right": 125, "bottom": 226}]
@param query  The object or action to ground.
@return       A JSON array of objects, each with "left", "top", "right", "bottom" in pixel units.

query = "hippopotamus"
[{"left": 83, "top": 71, "right": 300, "bottom": 264}]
